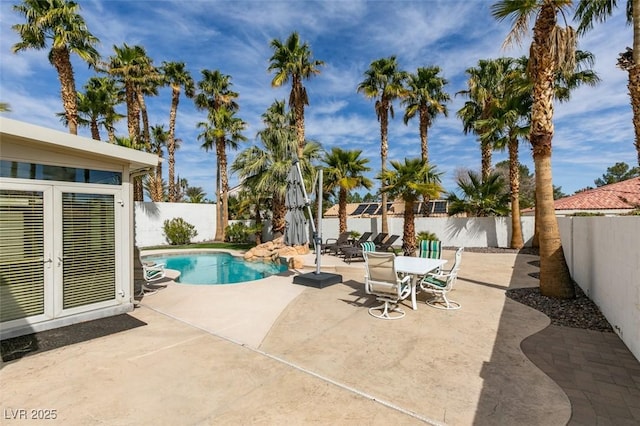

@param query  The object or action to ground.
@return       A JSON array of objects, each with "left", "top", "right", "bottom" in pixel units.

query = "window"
[{"left": 0, "top": 160, "right": 121, "bottom": 185}]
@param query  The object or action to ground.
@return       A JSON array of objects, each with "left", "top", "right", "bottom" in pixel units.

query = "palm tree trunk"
[
  {"left": 633, "top": 0, "right": 640, "bottom": 165},
  {"left": 630, "top": 65, "right": 640, "bottom": 166},
  {"left": 481, "top": 138, "right": 493, "bottom": 182},
  {"left": 218, "top": 136, "right": 229, "bottom": 242},
  {"left": 419, "top": 106, "right": 429, "bottom": 162},
  {"left": 168, "top": 88, "right": 179, "bottom": 202},
  {"left": 293, "top": 79, "right": 306, "bottom": 159},
  {"left": 533, "top": 152, "right": 573, "bottom": 297},
  {"left": 272, "top": 194, "right": 287, "bottom": 237},
  {"left": 402, "top": 200, "right": 416, "bottom": 256},
  {"left": 254, "top": 204, "right": 263, "bottom": 245},
  {"left": 509, "top": 136, "right": 524, "bottom": 249},
  {"left": 90, "top": 119, "right": 100, "bottom": 140},
  {"left": 137, "top": 91, "right": 151, "bottom": 151},
  {"left": 531, "top": 2, "right": 574, "bottom": 299},
  {"left": 214, "top": 153, "right": 224, "bottom": 241},
  {"left": 51, "top": 46, "right": 78, "bottom": 135},
  {"left": 167, "top": 139, "right": 176, "bottom": 203},
  {"left": 380, "top": 104, "right": 389, "bottom": 234},
  {"left": 338, "top": 187, "right": 347, "bottom": 233}
]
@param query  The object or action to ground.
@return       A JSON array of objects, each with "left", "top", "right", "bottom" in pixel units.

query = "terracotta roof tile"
[{"left": 554, "top": 177, "right": 640, "bottom": 210}]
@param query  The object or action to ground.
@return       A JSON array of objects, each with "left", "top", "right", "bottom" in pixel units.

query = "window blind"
[
  {"left": 62, "top": 193, "right": 116, "bottom": 309},
  {"left": 0, "top": 190, "right": 45, "bottom": 322}
]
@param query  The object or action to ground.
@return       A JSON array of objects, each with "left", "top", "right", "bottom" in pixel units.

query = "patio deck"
[{"left": 1, "top": 250, "right": 638, "bottom": 424}]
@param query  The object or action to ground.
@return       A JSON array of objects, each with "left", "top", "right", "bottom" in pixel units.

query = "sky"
[{"left": 0, "top": 0, "right": 636, "bottom": 200}]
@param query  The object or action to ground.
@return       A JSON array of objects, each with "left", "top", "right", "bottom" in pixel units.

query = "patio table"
[{"left": 395, "top": 256, "right": 448, "bottom": 310}]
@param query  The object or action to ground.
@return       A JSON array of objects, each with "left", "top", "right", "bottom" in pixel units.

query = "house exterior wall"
[
  {"left": 558, "top": 216, "right": 640, "bottom": 361},
  {"left": 0, "top": 119, "right": 156, "bottom": 339}
]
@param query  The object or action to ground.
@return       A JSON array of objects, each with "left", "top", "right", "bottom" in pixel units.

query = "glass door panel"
[
  {"left": 61, "top": 192, "right": 116, "bottom": 309},
  {"left": 0, "top": 190, "right": 47, "bottom": 322}
]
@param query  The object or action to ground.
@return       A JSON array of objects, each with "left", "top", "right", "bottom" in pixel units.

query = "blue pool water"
[{"left": 143, "top": 252, "right": 288, "bottom": 285}]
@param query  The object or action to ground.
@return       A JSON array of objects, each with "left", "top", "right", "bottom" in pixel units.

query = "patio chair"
[
  {"left": 419, "top": 239, "right": 442, "bottom": 274},
  {"left": 139, "top": 261, "right": 167, "bottom": 296},
  {"left": 375, "top": 234, "right": 400, "bottom": 252},
  {"left": 323, "top": 232, "right": 350, "bottom": 255},
  {"left": 343, "top": 241, "right": 376, "bottom": 264},
  {"left": 371, "top": 232, "right": 388, "bottom": 246},
  {"left": 419, "top": 247, "right": 464, "bottom": 310},
  {"left": 337, "top": 232, "right": 372, "bottom": 257},
  {"left": 363, "top": 251, "right": 411, "bottom": 320}
]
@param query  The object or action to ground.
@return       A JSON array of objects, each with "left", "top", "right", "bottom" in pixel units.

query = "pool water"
[{"left": 143, "top": 252, "right": 288, "bottom": 285}]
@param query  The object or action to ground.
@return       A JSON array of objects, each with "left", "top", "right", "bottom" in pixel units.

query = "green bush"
[
  {"left": 416, "top": 231, "right": 439, "bottom": 241},
  {"left": 349, "top": 230, "right": 361, "bottom": 240},
  {"left": 225, "top": 222, "right": 260, "bottom": 243},
  {"left": 163, "top": 217, "right": 197, "bottom": 245}
]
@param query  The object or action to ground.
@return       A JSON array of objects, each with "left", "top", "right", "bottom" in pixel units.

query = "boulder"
[{"left": 289, "top": 256, "right": 305, "bottom": 269}]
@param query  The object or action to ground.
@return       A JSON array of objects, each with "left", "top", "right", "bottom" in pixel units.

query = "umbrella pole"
[{"left": 315, "top": 169, "right": 323, "bottom": 275}]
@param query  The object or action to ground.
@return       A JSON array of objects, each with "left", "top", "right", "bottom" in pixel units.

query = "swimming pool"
[{"left": 143, "top": 252, "right": 288, "bottom": 285}]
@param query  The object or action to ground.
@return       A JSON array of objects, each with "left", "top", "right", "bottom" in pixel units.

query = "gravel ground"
[{"left": 454, "top": 247, "right": 613, "bottom": 332}]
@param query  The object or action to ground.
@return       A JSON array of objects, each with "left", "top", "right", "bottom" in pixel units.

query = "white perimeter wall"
[
  {"left": 558, "top": 217, "right": 640, "bottom": 361},
  {"left": 134, "top": 202, "right": 216, "bottom": 247},
  {"left": 320, "top": 216, "right": 536, "bottom": 248}
]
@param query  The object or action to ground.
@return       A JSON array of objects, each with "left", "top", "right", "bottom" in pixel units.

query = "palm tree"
[
  {"left": 575, "top": 0, "right": 640, "bottom": 166},
  {"left": 0, "top": 103, "right": 11, "bottom": 112},
  {"left": 195, "top": 70, "right": 241, "bottom": 241},
  {"left": 268, "top": 31, "right": 324, "bottom": 159},
  {"left": 12, "top": 0, "right": 99, "bottom": 135},
  {"left": 402, "top": 66, "right": 451, "bottom": 162},
  {"left": 232, "top": 100, "right": 321, "bottom": 238},
  {"left": 185, "top": 187, "right": 206, "bottom": 203},
  {"left": 149, "top": 125, "right": 168, "bottom": 201},
  {"left": 322, "top": 148, "right": 373, "bottom": 234},
  {"left": 378, "top": 158, "right": 443, "bottom": 256},
  {"left": 457, "top": 58, "right": 515, "bottom": 181},
  {"left": 474, "top": 56, "right": 531, "bottom": 249},
  {"left": 492, "top": 0, "right": 578, "bottom": 298},
  {"left": 198, "top": 108, "right": 247, "bottom": 241},
  {"left": 357, "top": 56, "right": 408, "bottom": 234},
  {"left": 84, "top": 76, "right": 123, "bottom": 143},
  {"left": 63, "top": 76, "right": 123, "bottom": 141},
  {"left": 105, "top": 43, "right": 155, "bottom": 201},
  {"left": 447, "top": 170, "right": 510, "bottom": 218},
  {"left": 161, "top": 61, "right": 195, "bottom": 201}
]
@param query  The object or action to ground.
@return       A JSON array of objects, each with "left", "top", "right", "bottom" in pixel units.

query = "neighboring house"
[
  {"left": 0, "top": 118, "right": 158, "bottom": 339},
  {"left": 523, "top": 177, "right": 640, "bottom": 216},
  {"left": 324, "top": 200, "right": 449, "bottom": 218}
]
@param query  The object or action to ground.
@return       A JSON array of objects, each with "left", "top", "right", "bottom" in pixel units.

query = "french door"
[{"left": 0, "top": 182, "right": 121, "bottom": 327}]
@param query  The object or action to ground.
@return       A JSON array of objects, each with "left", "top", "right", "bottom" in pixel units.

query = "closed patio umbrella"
[{"left": 284, "top": 161, "right": 309, "bottom": 246}]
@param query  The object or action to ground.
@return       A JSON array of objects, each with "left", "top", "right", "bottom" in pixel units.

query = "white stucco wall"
[
  {"left": 134, "top": 202, "right": 216, "bottom": 247},
  {"left": 320, "top": 216, "right": 536, "bottom": 248},
  {"left": 558, "top": 216, "right": 640, "bottom": 361}
]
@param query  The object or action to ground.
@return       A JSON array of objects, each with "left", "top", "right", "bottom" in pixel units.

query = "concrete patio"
[{"left": 1, "top": 250, "right": 638, "bottom": 425}]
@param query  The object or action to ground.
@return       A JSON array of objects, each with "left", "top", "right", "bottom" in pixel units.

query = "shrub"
[
  {"left": 163, "top": 217, "right": 197, "bottom": 245},
  {"left": 349, "top": 230, "right": 361, "bottom": 240},
  {"left": 416, "top": 231, "right": 439, "bottom": 241},
  {"left": 225, "top": 222, "right": 260, "bottom": 243}
]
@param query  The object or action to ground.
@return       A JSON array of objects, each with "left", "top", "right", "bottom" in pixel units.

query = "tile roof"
[{"left": 554, "top": 177, "right": 640, "bottom": 210}]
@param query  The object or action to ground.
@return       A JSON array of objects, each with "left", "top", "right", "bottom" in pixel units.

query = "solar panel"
[
  {"left": 374, "top": 203, "right": 392, "bottom": 215},
  {"left": 350, "top": 203, "right": 367, "bottom": 215},
  {"left": 363, "top": 203, "right": 378, "bottom": 215},
  {"left": 433, "top": 201, "right": 447, "bottom": 214}
]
